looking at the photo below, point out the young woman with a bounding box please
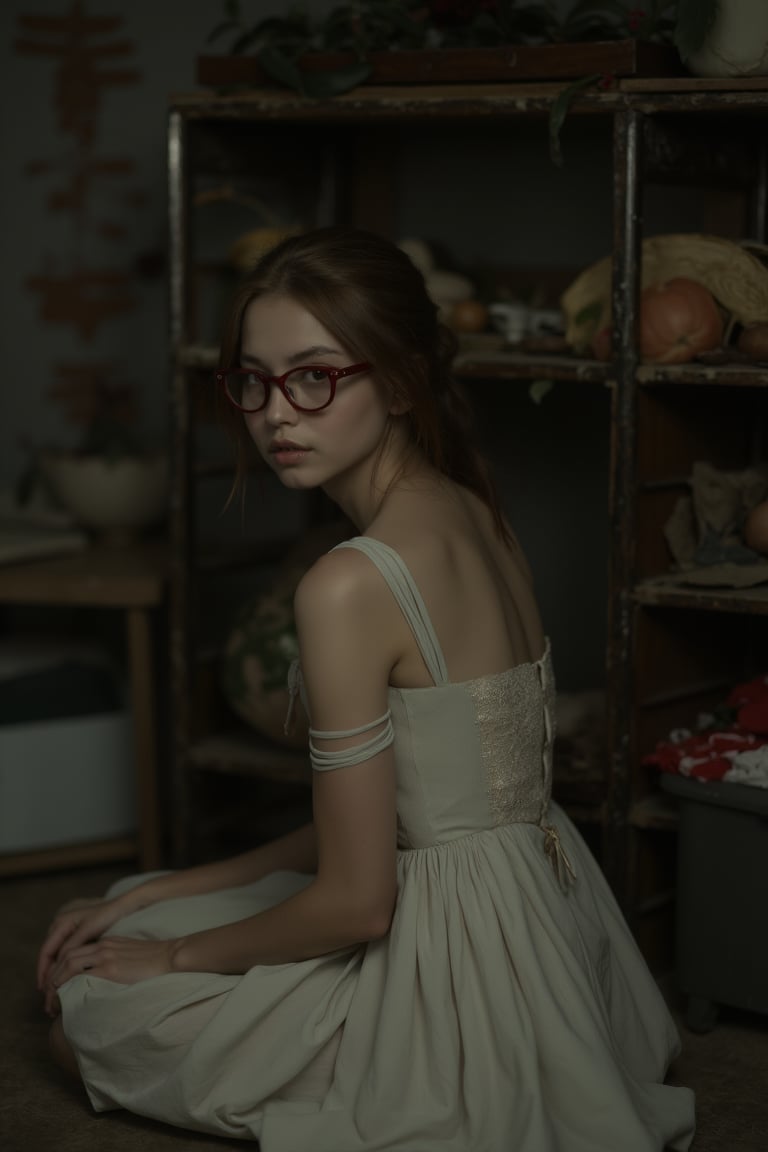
[37,228,695,1150]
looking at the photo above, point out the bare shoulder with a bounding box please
[294,544,386,620]
[293,544,403,722]
[293,544,404,674]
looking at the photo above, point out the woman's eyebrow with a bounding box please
[287,345,342,365]
[241,345,342,369]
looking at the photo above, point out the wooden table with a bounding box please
[0,542,168,876]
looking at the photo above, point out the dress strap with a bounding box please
[334,537,449,686]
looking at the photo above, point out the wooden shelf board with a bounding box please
[0,542,168,608]
[188,729,311,784]
[0,836,137,877]
[180,344,767,389]
[197,41,681,91]
[173,79,768,123]
[621,76,768,94]
[172,82,614,117]
[629,794,679,830]
[178,343,613,386]
[637,363,768,387]
[634,580,768,615]
[455,351,611,383]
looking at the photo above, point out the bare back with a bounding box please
[366,479,546,690]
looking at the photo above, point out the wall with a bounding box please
[0,1,705,695]
[0,0,312,492]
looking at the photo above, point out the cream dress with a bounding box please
[59,537,695,1151]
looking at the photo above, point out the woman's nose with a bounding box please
[263,383,297,425]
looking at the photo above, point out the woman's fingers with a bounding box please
[47,936,174,1002]
[47,944,98,1005]
[36,914,80,990]
[36,897,124,991]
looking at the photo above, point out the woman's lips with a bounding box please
[270,440,309,465]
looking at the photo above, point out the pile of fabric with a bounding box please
[644,674,768,788]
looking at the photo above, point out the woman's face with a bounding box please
[239,294,395,501]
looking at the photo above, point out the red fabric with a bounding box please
[644,673,768,780]
[644,727,768,781]
[726,675,768,735]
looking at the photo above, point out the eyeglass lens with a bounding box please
[224,368,334,411]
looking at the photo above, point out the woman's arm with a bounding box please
[38,821,318,991]
[171,747,397,970]
[123,820,319,909]
[171,549,400,970]
[50,548,401,983]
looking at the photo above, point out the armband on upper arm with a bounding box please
[309,712,394,772]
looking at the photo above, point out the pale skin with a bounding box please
[40,293,544,1075]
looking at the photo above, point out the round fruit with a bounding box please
[639,277,723,364]
[744,500,768,555]
[450,298,489,333]
[737,323,768,360]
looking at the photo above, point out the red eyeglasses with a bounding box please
[216,362,372,413]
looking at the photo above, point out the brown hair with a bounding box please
[219,227,510,540]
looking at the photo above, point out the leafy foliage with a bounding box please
[204,2,723,149]
[548,71,603,166]
[206,2,716,97]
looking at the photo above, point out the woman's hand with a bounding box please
[43,936,176,1017]
[36,895,133,994]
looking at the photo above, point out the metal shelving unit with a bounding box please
[167,78,768,965]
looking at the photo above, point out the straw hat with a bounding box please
[561,234,768,350]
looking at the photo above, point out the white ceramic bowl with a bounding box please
[40,451,169,535]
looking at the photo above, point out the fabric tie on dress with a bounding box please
[543,823,576,890]
[284,659,302,737]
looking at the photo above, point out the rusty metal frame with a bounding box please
[165,82,768,875]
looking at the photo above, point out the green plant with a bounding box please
[205,2,721,151]
[203,2,623,96]
[548,0,720,163]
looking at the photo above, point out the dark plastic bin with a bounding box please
[661,772,768,1032]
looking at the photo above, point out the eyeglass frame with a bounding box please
[215,362,372,413]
